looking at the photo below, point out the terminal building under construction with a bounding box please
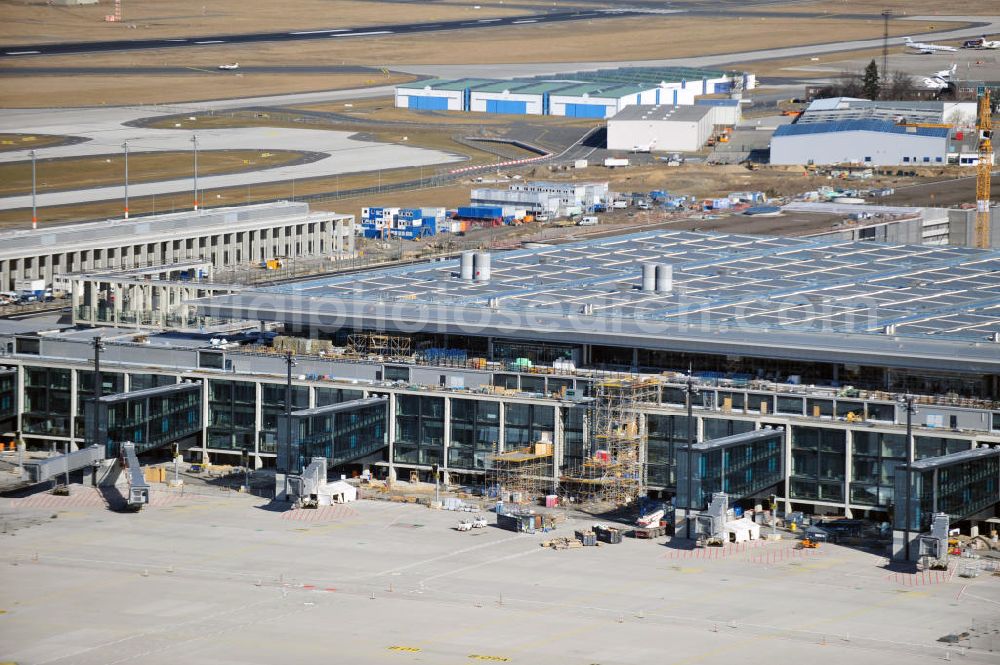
[2,229,999,548]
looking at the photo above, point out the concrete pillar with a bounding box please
[70,279,81,316]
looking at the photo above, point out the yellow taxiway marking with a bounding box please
[468,655,510,662]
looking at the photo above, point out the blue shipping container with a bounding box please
[458,206,504,219]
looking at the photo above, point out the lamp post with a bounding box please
[122,140,129,219]
[90,336,105,452]
[285,350,296,473]
[901,394,917,560]
[684,368,699,539]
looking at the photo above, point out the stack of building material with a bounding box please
[541,537,584,550]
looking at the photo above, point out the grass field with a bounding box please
[0,71,416,108]
[0,149,310,197]
[742,0,1000,16]
[0,133,74,152]
[0,0,532,45]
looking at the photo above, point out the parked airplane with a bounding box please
[962,36,1000,49]
[218,62,239,70]
[631,138,657,153]
[917,64,957,91]
[903,37,958,54]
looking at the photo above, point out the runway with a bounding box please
[0,9,651,58]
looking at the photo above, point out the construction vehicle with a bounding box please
[976,88,992,249]
[797,538,820,549]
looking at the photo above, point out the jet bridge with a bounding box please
[894,446,1000,560]
[276,397,388,501]
[121,442,149,510]
[276,397,388,475]
[87,381,202,457]
[676,427,785,512]
[22,444,105,485]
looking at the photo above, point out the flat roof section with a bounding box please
[289,396,387,418]
[610,105,714,122]
[691,428,785,452]
[191,229,1000,371]
[396,78,496,91]
[98,381,200,404]
[910,446,1000,471]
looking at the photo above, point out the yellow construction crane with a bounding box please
[976,89,993,249]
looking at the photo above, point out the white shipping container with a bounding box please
[604,158,630,168]
[574,159,589,169]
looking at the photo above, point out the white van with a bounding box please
[577,216,599,226]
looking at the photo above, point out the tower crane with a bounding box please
[976,89,993,248]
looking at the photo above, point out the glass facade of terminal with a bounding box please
[395,395,445,466]
[790,426,846,503]
[208,380,257,452]
[647,414,690,488]
[5,358,995,520]
[129,373,178,392]
[75,370,124,439]
[562,406,587,473]
[448,398,499,470]
[504,403,555,450]
[0,370,16,435]
[23,367,72,437]
[261,383,309,453]
[850,431,907,507]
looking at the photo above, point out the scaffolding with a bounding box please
[560,377,659,506]
[346,331,412,358]
[488,443,554,506]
